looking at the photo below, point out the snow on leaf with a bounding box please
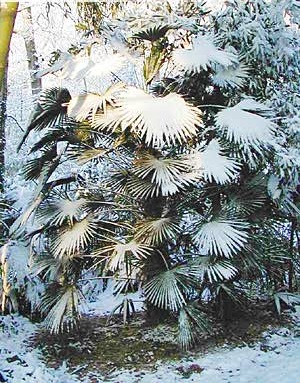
[107,240,151,271]
[67,94,105,121]
[54,199,87,225]
[68,83,125,121]
[38,198,87,226]
[135,217,180,245]
[173,35,237,72]
[193,219,248,258]
[92,87,202,147]
[53,217,97,258]
[133,153,193,196]
[212,63,249,88]
[215,101,276,149]
[187,139,240,184]
[41,285,82,334]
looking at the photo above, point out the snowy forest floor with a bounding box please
[1,303,300,383]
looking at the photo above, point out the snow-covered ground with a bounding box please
[1,306,300,383]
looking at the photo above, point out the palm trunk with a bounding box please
[22,6,42,96]
[0,2,19,192]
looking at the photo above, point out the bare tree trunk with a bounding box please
[0,2,19,192]
[22,6,42,96]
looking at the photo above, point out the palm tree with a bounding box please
[15,1,296,348]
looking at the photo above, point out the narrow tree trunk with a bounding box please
[22,6,42,96]
[0,2,19,192]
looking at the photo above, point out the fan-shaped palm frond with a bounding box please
[135,217,180,245]
[127,176,158,199]
[178,257,238,283]
[193,219,249,258]
[31,257,65,281]
[38,198,87,226]
[68,82,125,121]
[95,239,152,272]
[144,269,186,311]
[68,94,106,121]
[178,304,209,350]
[223,174,268,217]
[187,139,240,184]
[212,63,249,88]
[52,217,98,258]
[173,35,237,72]
[133,153,193,196]
[18,88,71,150]
[39,284,82,333]
[132,24,172,41]
[23,157,48,181]
[215,100,276,150]
[92,87,202,147]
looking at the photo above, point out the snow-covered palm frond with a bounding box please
[133,153,193,196]
[235,99,273,115]
[60,56,94,80]
[52,217,97,258]
[96,240,152,272]
[68,83,125,121]
[193,219,248,258]
[38,198,87,226]
[215,100,276,150]
[178,257,238,283]
[187,140,240,184]
[135,217,180,245]
[144,269,186,311]
[212,63,249,88]
[92,87,202,147]
[39,284,82,333]
[68,94,105,121]
[178,304,209,350]
[173,35,237,72]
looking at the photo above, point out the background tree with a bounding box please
[0,2,19,192]
[21,5,42,97]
